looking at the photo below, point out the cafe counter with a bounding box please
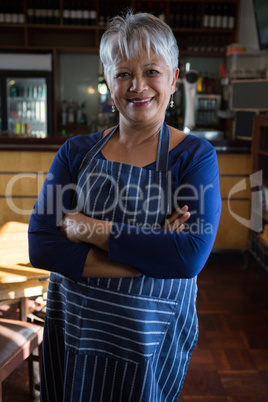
[0,135,252,250]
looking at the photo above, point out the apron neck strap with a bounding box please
[155,122,170,172]
[84,124,119,162]
[83,122,170,172]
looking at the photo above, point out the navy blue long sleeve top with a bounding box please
[28,130,221,282]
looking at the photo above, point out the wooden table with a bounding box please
[0,222,50,320]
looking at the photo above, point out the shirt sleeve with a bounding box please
[28,139,91,282]
[108,145,221,279]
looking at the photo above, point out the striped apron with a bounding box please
[41,123,199,402]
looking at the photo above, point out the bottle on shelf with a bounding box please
[46,0,53,24]
[67,100,75,124]
[208,4,216,29]
[81,102,87,125]
[82,0,89,25]
[32,1,40,24]
[27,0,34,24]
[157,2,165,22]
[181,4,188,28]
[77,0,83,25]
[10,0,18,24]
[0,0,4,24]
[105,3,111,25]
[76,102,83,124]
[215,4,222,29]
[228,4,235,30]
[89,8,97,26]
[4,0,12,23]
[69,0,77,25]
[63,0,70,25]
[174,3,182,28]
[53,0,60,25]
[194,3,201,29]
[221,5,228,29]
[203,4,209,29]
[146,2,153,16]
[18,0,24,23]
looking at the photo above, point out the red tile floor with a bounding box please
[1,252,268,402]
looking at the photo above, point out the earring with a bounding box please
[169,93,174,108]
[111,103,116,113]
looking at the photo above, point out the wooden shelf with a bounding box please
[0,0,239,53]
[258,150,268,158]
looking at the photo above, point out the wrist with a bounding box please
[81,217,112,251]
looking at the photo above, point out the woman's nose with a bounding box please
[129,75,148,92]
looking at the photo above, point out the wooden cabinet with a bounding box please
[0,150,55,225]
[214,153,252,249]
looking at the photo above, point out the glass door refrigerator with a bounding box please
[0,54,53,137]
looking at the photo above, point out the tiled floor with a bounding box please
[179,252,268,402]
[1,252,268,402]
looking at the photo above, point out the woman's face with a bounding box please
[108,52,179,127]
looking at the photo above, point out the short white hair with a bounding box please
[99,10,179,85]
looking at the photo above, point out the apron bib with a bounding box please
[42,123,199,402]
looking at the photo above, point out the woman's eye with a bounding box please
[147,70,159,76]
[116,72,130,79]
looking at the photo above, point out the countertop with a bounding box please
[0,135,251,154]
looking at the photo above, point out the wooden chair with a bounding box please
[0,318,43,402]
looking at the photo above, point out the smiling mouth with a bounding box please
[128,97,154,105]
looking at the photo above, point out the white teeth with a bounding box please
[130,98,152,103]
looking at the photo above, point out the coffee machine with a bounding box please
[183,70,199,132]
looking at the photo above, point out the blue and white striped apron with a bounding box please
[41,123,198,402]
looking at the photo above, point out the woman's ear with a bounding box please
[171,68,179,93]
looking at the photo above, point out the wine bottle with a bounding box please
[158,2,165,22]
[70,0,76,25]
[175,4,182,28]
[27,0,34,24]
[11,0,19,23]
[18,0,24,23]
[0,0,4,24]
[216,4,222,29]
[63,0,70,25]
[188,4,194,29]
[39,0,46,24]
[82,0,89,25]
[203,4,209,29]
[5,0,12,23]
[77,0,83,25]
[221,5,228,29]
[147,1,153,15]
[53,0,60,25]
[194,3,201,29]
[208,4,215,29]
[228,4,235,30]
[89,9,97,26]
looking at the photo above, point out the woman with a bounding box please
[28,11,221,402]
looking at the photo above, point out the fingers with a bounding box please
[162,205,191,232]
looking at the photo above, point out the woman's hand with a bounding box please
[60,212,112,250]
[162,205,190,232]
[60,212,88,243]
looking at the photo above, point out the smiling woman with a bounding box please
[28,10,221,402]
